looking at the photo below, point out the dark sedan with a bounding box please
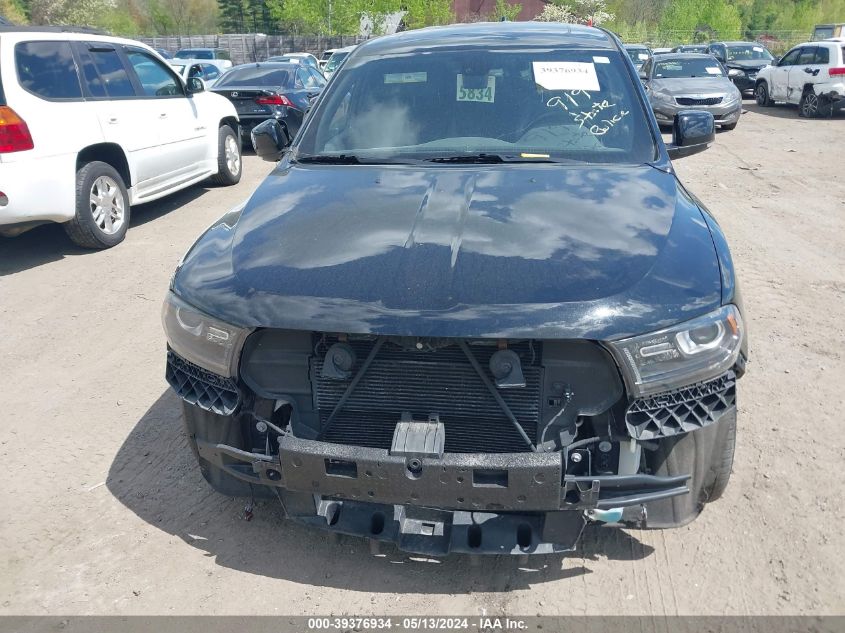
[211,62,325,143]
[164,22,746,556]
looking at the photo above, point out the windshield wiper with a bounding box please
[296,154,361,164]
[426,153,505,164]
[426,153,572,164]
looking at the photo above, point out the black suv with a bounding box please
[708,41,775,94]
[163,23,747,556]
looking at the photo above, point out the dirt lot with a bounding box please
[1,102,843,616]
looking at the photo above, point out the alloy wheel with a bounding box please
[89,176,125,235]
[801,92,819,118]
[225,134,241,176]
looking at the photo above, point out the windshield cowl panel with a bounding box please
[297,47,657,166]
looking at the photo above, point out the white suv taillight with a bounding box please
[0,106,35,153]
[829,67,845,76]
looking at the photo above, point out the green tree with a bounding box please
[0,0,28,22]
[265,0,452,35]
[494,0,522,21]
[219,0,273,33]
[658,0,742,41]
[399,0,453,29]
[535,0,613,25]
[28,0,119,26]
[534,4,575,22]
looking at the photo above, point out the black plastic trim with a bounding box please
[625,372,736,440]
[166,349,241,415]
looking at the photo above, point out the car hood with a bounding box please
[652,77,736,95]
[173,162,723,339]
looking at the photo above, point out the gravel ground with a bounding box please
[1,102,843,616]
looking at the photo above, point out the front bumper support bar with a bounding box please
[194,435,690,512]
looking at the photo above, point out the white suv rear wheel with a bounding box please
[64,161,131,249]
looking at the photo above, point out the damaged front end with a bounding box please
[163,302,744,555]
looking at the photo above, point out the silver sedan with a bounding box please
[639,53,743,130]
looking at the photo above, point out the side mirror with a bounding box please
[772,56,781,65]
[666,110,715,160]
[251,119,292,162]
[638,70,648,81]
[186,77,206,94]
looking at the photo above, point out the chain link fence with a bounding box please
[137,33,369,64]
[613,29,811,54]
[138,27,815,64]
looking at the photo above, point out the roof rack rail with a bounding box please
[0,25,108,35]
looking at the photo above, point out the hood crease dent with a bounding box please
[174,163,723,340]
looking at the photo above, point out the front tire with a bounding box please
[642,409,737,528]
[755,81,773,107]
[64,161,130,249]
[211,124,242,186]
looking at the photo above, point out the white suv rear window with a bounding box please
[15,41,82,100]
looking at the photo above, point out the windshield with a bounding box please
[297,48,657,165]
[175,50,212,60]
[626,48,650,63]
[726,45,773,61]
[215,67,293,88]
[654,58,726,78]
[324,51,350,72]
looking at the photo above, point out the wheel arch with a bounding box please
[76,143,132,188]
[219,116,239,137]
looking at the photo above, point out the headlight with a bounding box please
[728,68,745,78]
[162,291,251,377]
[607,305,744,397]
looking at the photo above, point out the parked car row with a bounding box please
[3,25,838,255]
[626,37,845,128]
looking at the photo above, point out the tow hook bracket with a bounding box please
[586,507,623,523]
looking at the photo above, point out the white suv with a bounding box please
[0,30,241,248]
[754,39,845,117]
